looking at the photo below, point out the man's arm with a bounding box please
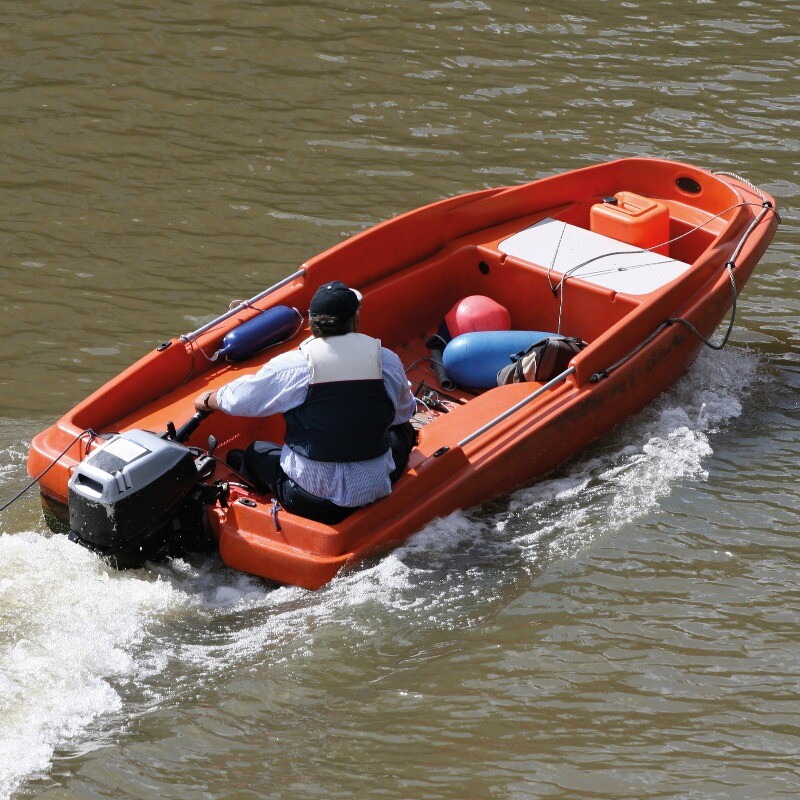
[194,389,220,412]
[193,350,309,417]
[381,348,415,424]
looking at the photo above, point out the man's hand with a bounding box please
[194,390,219,412]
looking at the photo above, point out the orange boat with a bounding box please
[28,158,779,589]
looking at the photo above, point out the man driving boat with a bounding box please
[195,280,416,524]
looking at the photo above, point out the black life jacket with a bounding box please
[284,333,395,462]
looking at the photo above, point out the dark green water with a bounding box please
[1,2,798,798]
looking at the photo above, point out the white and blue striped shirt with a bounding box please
[216,345,415,507]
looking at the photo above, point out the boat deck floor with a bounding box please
[397,335,481,421]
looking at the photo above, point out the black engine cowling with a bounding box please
[68,429,215,567]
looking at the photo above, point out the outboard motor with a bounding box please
[68,428,216,568]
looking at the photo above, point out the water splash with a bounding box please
[0,534,188,799]
[0,347,758,798]
[499,346,758,561]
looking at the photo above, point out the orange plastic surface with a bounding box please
[28,159,779,589]
[590,191,671,255]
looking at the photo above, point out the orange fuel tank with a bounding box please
[590,191,671,255]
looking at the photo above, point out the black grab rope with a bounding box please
[669,262,738,352]
[0,428,96,514]
[590,263,739,384]
[590,320,674,383]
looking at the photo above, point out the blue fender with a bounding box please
[217,305,302,362]
[442,330,557,388]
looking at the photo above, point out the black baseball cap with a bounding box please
[309,280,363,318]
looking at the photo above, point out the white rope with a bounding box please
[713,170,768,203]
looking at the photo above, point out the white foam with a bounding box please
[502,347,759,559]
[0,347,758,796]
[0,533,188,800]
[0,441,27,488]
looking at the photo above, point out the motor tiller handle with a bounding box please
[174,409,212,443]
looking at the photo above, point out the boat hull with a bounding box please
[29,158,779,588]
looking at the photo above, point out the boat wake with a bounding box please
[0,533,185,798]
[494,345,758,565]
[0,347,759,799]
